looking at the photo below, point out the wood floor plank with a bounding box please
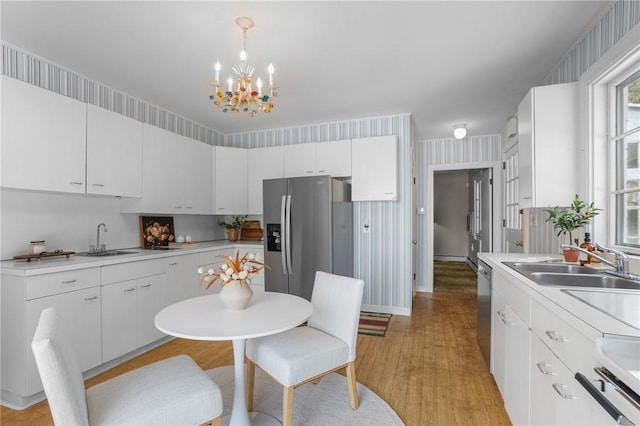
[0,292,511,426]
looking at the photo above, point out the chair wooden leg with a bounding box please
[283,386,294,426]
[346,361,359,410]
[246,359,255,411]
[312,378,321,385]
[211,417,222,426]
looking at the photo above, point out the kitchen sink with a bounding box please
[504,262,601,275]
[529,272,639,290]
[77,250,139,257]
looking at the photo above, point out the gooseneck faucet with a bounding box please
[561,243,637,279]
[96,223,108,253]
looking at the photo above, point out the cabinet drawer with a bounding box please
[199,250,228,266]
[26,268,100,300]
[101,259,165,284]
[531,298,595,374]
[494,270,531,325]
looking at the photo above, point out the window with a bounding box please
[613,70,640,247]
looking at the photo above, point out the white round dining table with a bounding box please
[155,292,313,426]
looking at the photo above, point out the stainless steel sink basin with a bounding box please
[529,272,640,290]
[77,250,139,257]
[504,262,601,274]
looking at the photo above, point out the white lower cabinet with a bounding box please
[1,268,102,402]
[101,259,167,362]
[166,254,200,305]
[492,270,530,426]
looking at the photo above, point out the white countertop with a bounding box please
[478,253,640,339]
[0,240,264,276]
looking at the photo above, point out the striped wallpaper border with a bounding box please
[542,0,640,85]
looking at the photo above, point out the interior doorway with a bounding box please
[425,161,501,293]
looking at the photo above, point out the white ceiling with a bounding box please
[0,1,611,141]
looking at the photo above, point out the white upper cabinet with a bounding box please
[247,146,284,214]
[351,135,397,201]
[284,143,316,177]
[86,104,143,197]
[182,137,214,214]
[121,124,213,214]
[215,146,248,214]
[283,140,351,178]
[316,139,351,177]
[1,75,87,194]
[518,82,578,208]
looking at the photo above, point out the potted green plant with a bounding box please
[217,215,247,242]
[546,194,600,262]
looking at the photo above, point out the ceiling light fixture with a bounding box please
[210,17,277,116]
[453,123,467,139]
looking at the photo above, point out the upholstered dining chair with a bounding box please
[31,307,223,426]
[245,271,365,426]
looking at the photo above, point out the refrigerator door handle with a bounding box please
[285,194,293,274]
[280,195,288,275]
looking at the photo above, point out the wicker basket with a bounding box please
[241,221,263,241]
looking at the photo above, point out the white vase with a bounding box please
[219,280,254,310]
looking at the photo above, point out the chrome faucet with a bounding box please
[95,223,108,253]
[562,244,637,279]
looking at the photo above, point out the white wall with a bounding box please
[0,189,224,258]
[434,171,469,258]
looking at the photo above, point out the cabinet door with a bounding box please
[26,286,102,394]
[503,304,530,426]
[247,146,284,214]
[492,289,507,395]
[86,104,143,197]
[518,83,577,208]
[351,135,397,200]
[283,144,316,177]
[137,274,167,347]
[101,280,138,362]
[215,146,248,214]
[530,335,557,426]
[1,76,86,193]
[182,137,214,214]
[166,254,200,305]
[316,139,351,177]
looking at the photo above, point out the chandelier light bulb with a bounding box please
[240,50,247,62]
[453,124,467,139]
[214,62,221,82]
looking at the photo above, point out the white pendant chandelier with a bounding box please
[210,17,277,116]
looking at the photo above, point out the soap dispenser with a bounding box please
[579,232,595,266]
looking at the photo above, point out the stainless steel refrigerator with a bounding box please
[263,175,353,300]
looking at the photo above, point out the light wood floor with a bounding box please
[0,292,510,425]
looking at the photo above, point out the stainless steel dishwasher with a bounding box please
[477,259,492,368]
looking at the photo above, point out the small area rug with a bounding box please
[433,260,477,294]
[207,365,404,426]
[358,311,392,337]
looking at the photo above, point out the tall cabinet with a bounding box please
[518,82,578,208]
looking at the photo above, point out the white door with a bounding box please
[503,144,524,253]
[472,168,493,257]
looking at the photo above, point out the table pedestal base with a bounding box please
[222,412,281,426]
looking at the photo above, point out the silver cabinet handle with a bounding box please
[497,310,506,318]
[552,383,574,399]
[92,183,104,187]
[536,362,555,375]
[69,181,84,186]
[124,288,136,293]
[61,279,77,285]
[168,262,178,266]
[545,330,566,342]
[84,296,98,301]
[140,284,151,288]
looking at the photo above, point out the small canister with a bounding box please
[29,241,47,255]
